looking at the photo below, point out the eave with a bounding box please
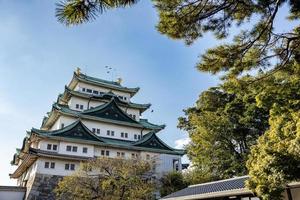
[10,153,38,178]
[30,148,94,161]
[34,134,184,155]
[42,102,164,131]
[32,120,183,155]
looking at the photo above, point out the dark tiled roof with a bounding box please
[161,176,249,199]
[74,72,140,95]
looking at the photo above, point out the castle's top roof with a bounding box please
[58,86,151,112]
[69,72,139,97]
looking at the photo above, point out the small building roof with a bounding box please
[161,176,253,200]
[69,72,139,97]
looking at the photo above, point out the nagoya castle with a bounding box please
[10,69,184,200]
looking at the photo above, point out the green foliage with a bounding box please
[56,0,139,25]
[178,79,270,179]
[246,62,300,200]
[159,171,188,197]
[55,157,155,200]
[154,0,300,78]
[183,167,213,185]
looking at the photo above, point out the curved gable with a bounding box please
[82,98,139,124]
[134,132,174,151]
[32,120,103,142]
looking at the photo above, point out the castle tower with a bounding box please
[10,70,184,200]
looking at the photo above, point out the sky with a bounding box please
[0,1,294,185]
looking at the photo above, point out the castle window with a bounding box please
[107,130,110,136]
[76,104,79,109]
[111,131,114,136]
[138,135,141,140]
[101,150,105,156]
[106,151,110,156]
[80,105,84,110]
[117,152,125,158]
[65,163,75,171]
[72,146,78,152]
[47,144,52,150]
[61,123,65,128]
[83,147,88,153]
[97,129,100,134]
[121,132,124,138]
[44,162,49,168]
[133,115,136,120]
[93,90,98,95]
[125,133,128,138]
[124,97,127,100]
[82,88,86,92]
[65,163,69,170]
[92,128,96,133]
[53,144,58,151]
[66,146,72,151]
[50,162,55,169]
[132,153,138,159]
[134,134,137,140]
[86,89,92,93]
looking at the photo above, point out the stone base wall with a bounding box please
[26,173,63,200]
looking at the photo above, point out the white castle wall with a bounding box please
[157,154,182,175]
[36,138,182,177]
[36,158,79,176]
[39,140,94,158]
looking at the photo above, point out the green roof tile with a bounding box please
[74,72,139,96]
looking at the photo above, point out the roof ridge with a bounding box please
[189,176,249,188]
[74,72,140,95]
[79,72,121,86]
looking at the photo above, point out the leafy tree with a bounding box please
[246,62,300,200]
[55,0,139,25]
[55,157,155,200]
[56,0,299,79]
[159,171,188,197]
[154,0,300,79]
[178,79,270,179]
[182,166,213,185]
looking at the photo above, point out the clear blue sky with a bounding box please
[0,1,293,185]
